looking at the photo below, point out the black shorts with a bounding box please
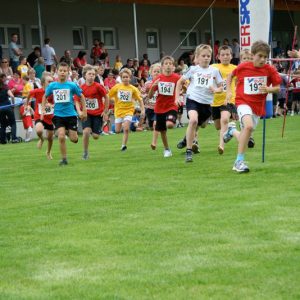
[82,114,103,135]
[186,99,211,126]
[35,119,54,131]
[155,110,177,132]
[292,92,300,102]
[52,116,78,131]
[145,108,156,128]
[278,98,285,109]
[211,104,236,120]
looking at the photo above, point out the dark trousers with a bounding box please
[0,108,17,143]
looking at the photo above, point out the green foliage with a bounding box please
[0,117,300,299]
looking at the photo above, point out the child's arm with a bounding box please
[175,77,185,106]
[76,94,87,121]
[209,83,223,94]
[102,95,110,122]
[8,89,15,104]
[225,73,234,103]
[41,94,47,120]
[259,84,280,94]
[148,78,159,99]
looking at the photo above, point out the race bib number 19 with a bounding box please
[244,77,267,94]
[158,82,175,96]
[118,90,132,102]
[53,89,70,103]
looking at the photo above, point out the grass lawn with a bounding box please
[0,116,299,300]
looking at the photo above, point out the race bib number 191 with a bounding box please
[194,73,213,88]
[53,89,70,103]
[158,82,175,96]
[244,77,267,94]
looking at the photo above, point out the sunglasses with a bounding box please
[1,61,8,63]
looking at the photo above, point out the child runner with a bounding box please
[141,63,161,149]
[223,40,281,173]
[108,68,145,151]
[77,64,109,160]
[19,103,34,142]
[175,44,223,162]
[211,45,237,155]
[42,62,87,165]
[26,72,54,159]
[148,56,180,157]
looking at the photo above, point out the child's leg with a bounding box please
[68,129,78,143]
[83,127,91,153]
[122,120,130,146]
[151,121,159,149]
[237,115,253,160]
[186,110,198,150]
[115,122,122,133]
[57,127,67,159]
[36,122,44,149]
[160,130,169,149]
[219,110,231,151]
[46,130,54,159]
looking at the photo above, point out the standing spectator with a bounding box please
[138,59,150,80]
[231,38,240,65]
[73,51,87,76]
[273,41,283,57]
[8,33,22,73]
[34,57,46,79]
[27,47,41,67]
[0,58,13,79]
[121,58,135,74]
[90,39,107,65]
[41,38,58,72]
[60,50,74,68]
[139,53,151,67]
[114,55,123,71]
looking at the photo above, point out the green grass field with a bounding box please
[1,117,300,300]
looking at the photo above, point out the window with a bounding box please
[179,30,198,49]
[91,27,117,49]
[30,25,46,48]
[0,25,23,48]
[72,26,86,49]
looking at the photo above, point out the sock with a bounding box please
[236,153,245,162]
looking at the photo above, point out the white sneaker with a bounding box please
[163,149,172,157]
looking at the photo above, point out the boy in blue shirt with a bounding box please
[41,62,87,165]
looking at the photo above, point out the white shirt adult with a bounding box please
[41,43,56,67]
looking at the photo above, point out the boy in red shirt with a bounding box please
[148,56,180,157]
[224,40,281,173]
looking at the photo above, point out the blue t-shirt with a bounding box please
[45,81,82,117]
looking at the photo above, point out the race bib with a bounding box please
[149,91,158,104]
[222,80,227,92]
[53,89,70,103]
[194,73,213,88]
[244,77,267,94]
[21,67,28,73]
[25,110,31,116]
[85,98,99,110]
[296,81,300,88]
[38,104,54,115]
[158,82,175,96]
[118,90,132,102]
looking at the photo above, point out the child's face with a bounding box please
[162,59,174,74]
[44,76,53,88]
[21,58,26,65]
[151,66,161,78]
[253,51,268,67]
[85,70,95,82]
[240,53,253,62]
[219,49,232,65]
[98,66,104,75]
[121,73,130,84]
[196,49,211,67]
[57,66,69,80]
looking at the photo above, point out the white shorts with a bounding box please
[237,104,260,130]
[115,115,133,124]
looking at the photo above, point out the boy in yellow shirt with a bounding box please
[108,68,145,151]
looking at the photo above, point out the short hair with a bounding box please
[251,40,270,55]
[44,38,50,44]
[149,63,161,75]
[23,75,29,81]
[82,64,95,78]
[174,66,183,74]
[218,45,232,55]
[240,48,251,58]
[134,107,141,114]
[112,68,119,76]
[120,68,132,77]
[41,72,52,85]
[57,62,69,69]
[195,44,212,56]
[161,55,175,65]
[19,56,26,62]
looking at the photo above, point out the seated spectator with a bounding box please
[133,58,139,77]
[73,51,87,75]
[8,71,24,96]
[130,108,143,132]
[0,58,13,79]
[17,56,31,78]
[114,55,123,71]
[104,70,116,90]
[27,47,41,67]
[28,69,41,89]
[34,57,46,79]
[90,39,107,65]
[60,49,74,68]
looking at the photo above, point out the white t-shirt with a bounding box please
[183,65,223,104]
[41,44,56,66]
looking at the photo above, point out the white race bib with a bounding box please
[158,82,175,96]
[85,98,99,110]
[21,67,28,74]
[296,81,300,88]
[244,77,267,94]
[118,90,132,102]
[38,104,53,115]
[149,91,158,104]
[194,73,213,88]
[53,89,70,103]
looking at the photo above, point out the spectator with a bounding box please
[8,33,22,73]
[231,38,240,65]
[103,55,110,79]
[214,40,220,62]
[121,58,135,75]
[133,58,139,77]
[140,53,151,67]
[34,57,46,79]
[0,74,19,144]
[138,59,150,80]
[90,39,107,65]
[113,55,123,71]
[27,47,41,67]
[178,58,188,73]
[28,69,42,89]
[104,70,116,90]
[17,56,31,78]
[60,50,74,68]
[41,38,58,72]
[8,72,24,96]
[223,38,230,46]
[73,51,87,75]
[0,58,13,79]
[273,41,283,57]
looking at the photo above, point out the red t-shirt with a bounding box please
[19,105,33,129]
[233,62,282,116]
[138,65,150,78]
[151,73,180,114]
[291,77,300,93]
[30,88,54,125]
[73,57,86,69]
[77,82,107,116]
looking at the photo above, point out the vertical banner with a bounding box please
[239,0,270,50]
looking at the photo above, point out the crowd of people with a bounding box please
[1,32,300,172]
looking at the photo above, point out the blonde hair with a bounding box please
[82,64,95,78]
[149,63,161,76]
[119,68,132,77]
[195,44,212,56]
[41,72,52,85]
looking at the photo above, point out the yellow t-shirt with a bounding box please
[108,83,142,118]
[114,61,123,71]
[22,82,33,98]
[211,63,237,106]
[17,64,29,78]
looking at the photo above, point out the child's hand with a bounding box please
[259,84,269,94]
[152,78,159,87]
